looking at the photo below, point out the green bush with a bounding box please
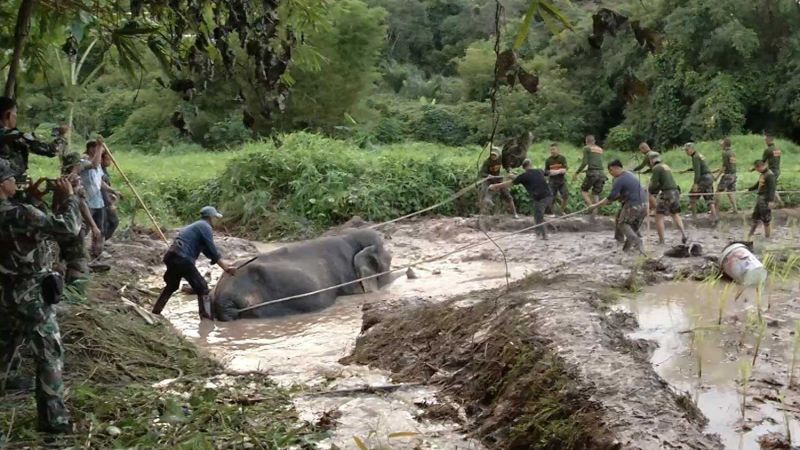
[604,125,637,151]
[409,105,471,146]
[203,114,253,150]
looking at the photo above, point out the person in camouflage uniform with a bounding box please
[574,135,606,220]
[479,147,518,218]
[53,152,102,287]
[544,143,569,215]
[762,135,783,207]
[681,142,718,221]
[0,97,66,186]
[632,142,659,213]
[590,160,648,253]
[0,158,81,433]
[748,159,777,239]
[713,137,738,213]
[647,152,688,245]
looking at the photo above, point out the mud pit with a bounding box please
[131,212,800,449]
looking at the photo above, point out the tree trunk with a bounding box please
[4,0,37,98]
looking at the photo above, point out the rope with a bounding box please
[367,177,489,230]
[234,206,591,316]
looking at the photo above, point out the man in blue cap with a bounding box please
[152,206,237,319]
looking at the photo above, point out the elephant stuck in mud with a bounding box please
[212,229,394,321]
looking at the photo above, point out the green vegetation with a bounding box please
[0,272,320,448]
[6,0,800,152]
[29,133,800,240]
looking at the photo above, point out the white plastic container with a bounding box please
[720,243,768,287]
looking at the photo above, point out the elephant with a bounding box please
[212,229,393,321]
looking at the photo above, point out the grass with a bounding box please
[26,133,800,240]
[0,270,321,448]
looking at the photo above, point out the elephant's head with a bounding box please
[350,230,393,292]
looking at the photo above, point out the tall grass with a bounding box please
[26,132,800,239]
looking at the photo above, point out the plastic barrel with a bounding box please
[720,243,768,287]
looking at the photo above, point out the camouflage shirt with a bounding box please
[0,196,81,277]
[722,149,737,175]
[0,128,64,181]
[577,145,604,173]
[480,157,504,184]
[762,144,781,172]
[648,163,679,194]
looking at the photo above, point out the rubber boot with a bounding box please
[152,290,171,315]
[36,392,71,434]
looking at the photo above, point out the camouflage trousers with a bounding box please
[0,275,69,430]
[615,203,646,252]
[55,228,89,283]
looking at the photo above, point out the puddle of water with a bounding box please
[147,236,540,450]
[628,281,800,449]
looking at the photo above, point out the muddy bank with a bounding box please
[340,213,800,449]
[0,231,320,449]
[115,211,800,449]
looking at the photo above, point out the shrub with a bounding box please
[203,114,253,150]
[604,125,637,151]
[409,105,471,146]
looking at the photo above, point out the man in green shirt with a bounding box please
[681,142,718,221]
[762,135,783,207]
[544,143,569,215]
[647,152,687,245]
[573,135,606,219]
[748,159,777,239]
[714,137,738,213]
[632,142,659,213]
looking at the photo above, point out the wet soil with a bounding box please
[121,210,800,449]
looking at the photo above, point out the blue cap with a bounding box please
[200,206,223,218]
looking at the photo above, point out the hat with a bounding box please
[200,206,223,219]
[490,146,501,156]
[61,153,82,174]
[683,142,695,150]
[648,151,661,163]
[0,159,13,182]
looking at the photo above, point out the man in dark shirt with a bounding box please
[479,148,518,218]
[748,160,777,239]
[153,206,237,319]
[590,160,647,253]
[544,143,568,215]
[491,159,552,239]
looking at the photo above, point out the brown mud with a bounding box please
[124,210,800,449]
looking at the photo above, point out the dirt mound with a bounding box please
[343,285,618,449]
[344,269,723,449]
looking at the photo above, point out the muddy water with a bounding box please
[149,232,543,450]
[627,281,800,449]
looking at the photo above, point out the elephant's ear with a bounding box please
[354,245,381,293]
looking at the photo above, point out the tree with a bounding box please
[283,0,388,130]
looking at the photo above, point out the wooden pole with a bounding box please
[100,142,168,243]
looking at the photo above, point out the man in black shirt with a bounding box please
[490,159,552,239]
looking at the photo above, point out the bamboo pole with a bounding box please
[100,142,168,243]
